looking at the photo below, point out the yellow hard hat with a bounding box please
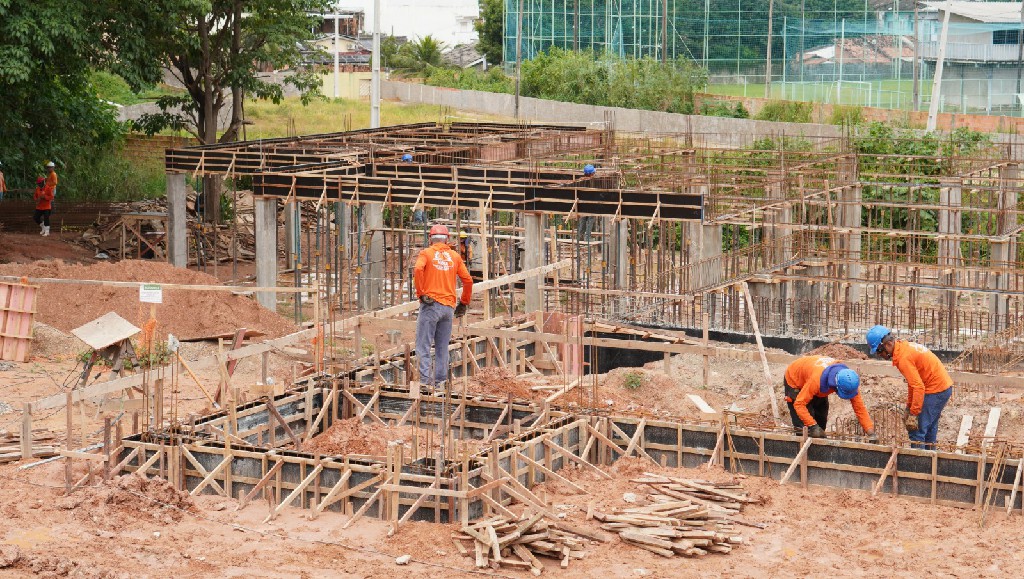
[459,232,468,238]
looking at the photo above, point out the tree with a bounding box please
[475,0,503,66]
[392,35,447,74]
[0,0,170,190]
[136,0,331,221]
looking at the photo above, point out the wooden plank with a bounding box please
[266,401,302,449]
[263,464,324,522]
[1007,456,1024,515]
[542,438,611,480]
[687,394,716,415]
[983,407,1001,446]
[607,421,659,466]
[955,415,973,453]
[779,438,814,486]
[238,458,285,510]
[740,282,781,424]
[871,448,900,497]
[514,452,586,494]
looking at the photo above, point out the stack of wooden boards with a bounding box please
[451,512,610,575]
[0,429,58,463]
[593,473,756,558]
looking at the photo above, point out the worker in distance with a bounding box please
[414,224,473,391]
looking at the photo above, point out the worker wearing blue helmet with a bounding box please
[783,355,876,440]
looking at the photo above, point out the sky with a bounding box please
[338,0,480,46]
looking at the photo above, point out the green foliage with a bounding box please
[137,339,173,368]
[622,371,645,391]
[426,67,514,93]
[475,0,503,65]
[829,105,863,127]
[392,35,447,75]
[698,100,749,119]
[519,48,706,114]
[754,101,813,123]
[61,140,166,201]
[136,0,331,144]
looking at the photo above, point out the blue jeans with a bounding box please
[415,301,453,387]
[909,386,952,449]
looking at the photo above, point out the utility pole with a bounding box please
[703,0,710,70]
[573,0,579,51]
[766,0,775,97]
[333,14,339,98]
[837,19,845,105]
[926,8,951,131]
[371,0,380,128]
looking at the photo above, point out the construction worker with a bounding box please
[457,231,472,264]
[33,176,53,236]
[0,161,7,201]
[867,325,953,449]
[45,161,58,201]
[577,164,597,241]
[783,355,876,440]
[414,224,473,390]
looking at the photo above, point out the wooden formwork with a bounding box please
[0,281,37,362]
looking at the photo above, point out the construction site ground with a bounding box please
[1,305,1023,576]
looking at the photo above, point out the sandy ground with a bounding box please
[0,457,1021,578]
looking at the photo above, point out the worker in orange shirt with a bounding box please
[783,355,876,441]
[33,176,53,236]
[44,161,58,205]
[867,325,953,449]
[414,224,473,390]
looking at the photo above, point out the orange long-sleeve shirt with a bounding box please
[891,340,952,416]
[45,170,58,192]
[414,243,473,308]
[34,186,53,210]
[785,355,874,432]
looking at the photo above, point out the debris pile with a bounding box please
[596,474,756,559]
[452,513,609,574]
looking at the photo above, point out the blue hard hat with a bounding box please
[402,154,413,162]
[866,325,890,355]
[583,164,595,176]
[834,369,860,400]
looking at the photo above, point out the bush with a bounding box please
[425,67,513,93]
[699,99,749,118]
[754,101,812,123]
[829,105,863,126]
[622,371,646,390]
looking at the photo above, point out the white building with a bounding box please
[919,1,1024,113]
[339,1,479,46]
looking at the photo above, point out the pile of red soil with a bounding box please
[805,343,868,360]
[0,260,296,340]
[54,473,195,527]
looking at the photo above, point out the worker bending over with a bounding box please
[783,355,875,440]
[867,326,952,449]
[414,224,473,390]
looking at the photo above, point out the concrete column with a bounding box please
[524,212,545,313]
[991,164,1019,330]
[938,178,962,319]
[254,198,278,311]
[684,222,723,289]
[358,202,384,311]
[793,261,826,336]
[166,173,187,267]
[840,184,863,301]
[603,218,629,290]
[284,201,299,270]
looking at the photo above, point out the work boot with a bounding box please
[42,226,50,237]
[39,224,45,235]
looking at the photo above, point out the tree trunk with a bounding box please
[198,16,220,223]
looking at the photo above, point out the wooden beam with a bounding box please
[180,447,227,496]
[607,420,659,466]
[542,438,611,480]
[311,472,383,519]
[740,282,781,424]
[514,452,586,494]
[263,464,324,522]
[871,448,900,497]
[779,438,814,486]
[955,415,973,453]
[265,402,302,449]
[983,407,1001,447]
[238,458,285,510]
[1007,455,1024,515]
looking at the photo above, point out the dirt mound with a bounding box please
[0,259,295,340]
[805,343,868,360]
[466,367,534,400]
[54,473,195,527]
[31,322,87,361]
[304,417,438,457]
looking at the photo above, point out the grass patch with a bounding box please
[242,97,510,139]
[622,371,646,391]
[89,70,185,106]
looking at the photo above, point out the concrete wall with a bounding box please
[382,81,843,147]
[321,71,372,100]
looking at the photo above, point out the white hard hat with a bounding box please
[46,161,55,167]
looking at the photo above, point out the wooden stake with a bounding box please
[740,282,780,423]
[20,403,31,461]
[779,437,813,486]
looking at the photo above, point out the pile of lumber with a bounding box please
[593,473,758,559]
[0,429,59,463]
[452,512,610,575]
